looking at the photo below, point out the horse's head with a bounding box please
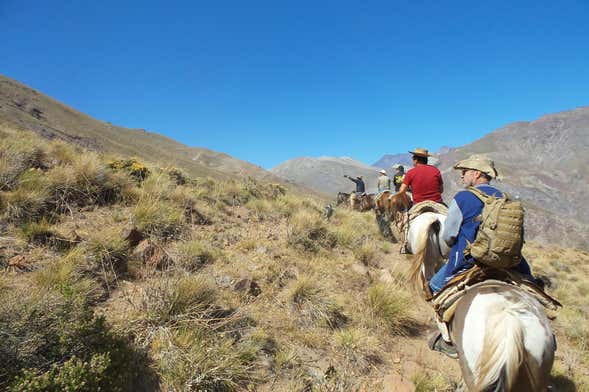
[336,192,349,205]
[375,191,390,211]
[360,194,375,211]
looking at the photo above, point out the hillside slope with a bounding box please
[0,74,279,182]
[1,130,587,390]
[271,108,589,250]
[271,156,383,194]
[438,106,589,249]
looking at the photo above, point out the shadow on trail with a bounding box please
[551,375,578,392]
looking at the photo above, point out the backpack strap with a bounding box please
[467,185,508,202]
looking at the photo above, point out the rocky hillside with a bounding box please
[271,108,589,250]
[437,106,589,250]
[270,156,384,194]
[0,74,280,182]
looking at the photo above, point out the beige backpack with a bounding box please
[464,186,524,269]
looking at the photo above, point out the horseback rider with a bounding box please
[344,174,365,193]
[428,155,538,358]
[392,165,405,192]
[397,148,444,205]
[376,169,391,193]
[344,175,366,209]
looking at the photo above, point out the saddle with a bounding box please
[426,265,562,324]
[408,200,448,221]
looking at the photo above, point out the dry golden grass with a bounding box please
[3,131,589,390]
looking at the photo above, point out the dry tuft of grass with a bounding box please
[20,220,74,251]
[331,209,380,249]
[353,240,379,267]
[367,283,416,335]
[150,325,259,391]
[134,274,218,328]
[412,370,456,392]
[174,239,222,272]
[287,276,348,329]
[333,327,380,365]
[287,210,337,253]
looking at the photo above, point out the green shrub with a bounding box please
[272,194,303,218]
[331,210,378,249]
[246,198,272,220]
[46,154,128,213]
[353,241,378,266]
[108,158,150,181]
[0,286,149,391]
[9,354,110,392]
[0,136,47,191]
[412,370,455,392]
[3,170,50,223]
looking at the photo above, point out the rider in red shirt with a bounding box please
[398,148,444,204]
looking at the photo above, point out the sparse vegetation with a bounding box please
[1,128,588,390]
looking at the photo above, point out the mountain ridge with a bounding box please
[271,108,589,250]
[0,74,284,183]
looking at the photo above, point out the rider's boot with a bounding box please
[428,332,458,359]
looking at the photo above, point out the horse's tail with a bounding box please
[408,213,440,294]
[475,302,527,391]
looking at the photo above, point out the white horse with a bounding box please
[406,212,556,391]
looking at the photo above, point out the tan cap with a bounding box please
[453,155,498,178]
[408,148,432,157]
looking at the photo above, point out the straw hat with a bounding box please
[408,148,432,157]
[453,155,498,178]
[379,169,387,175]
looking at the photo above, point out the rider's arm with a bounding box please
[441,199,462,247]
[398,183,408,195]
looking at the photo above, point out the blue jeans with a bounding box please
[429,263,452,294]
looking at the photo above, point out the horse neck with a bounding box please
[408,213,445,292]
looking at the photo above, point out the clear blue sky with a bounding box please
[2,0,588,169]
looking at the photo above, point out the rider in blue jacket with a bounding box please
[428,155,538,358]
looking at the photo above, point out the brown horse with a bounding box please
[360,193,375,211]
[387,192,412,242]
[336,192,350,207]
[374,190,390,212]
[387,192,411,220]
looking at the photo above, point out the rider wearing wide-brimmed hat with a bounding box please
[397,148,444,205]
[427,154,539,357]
